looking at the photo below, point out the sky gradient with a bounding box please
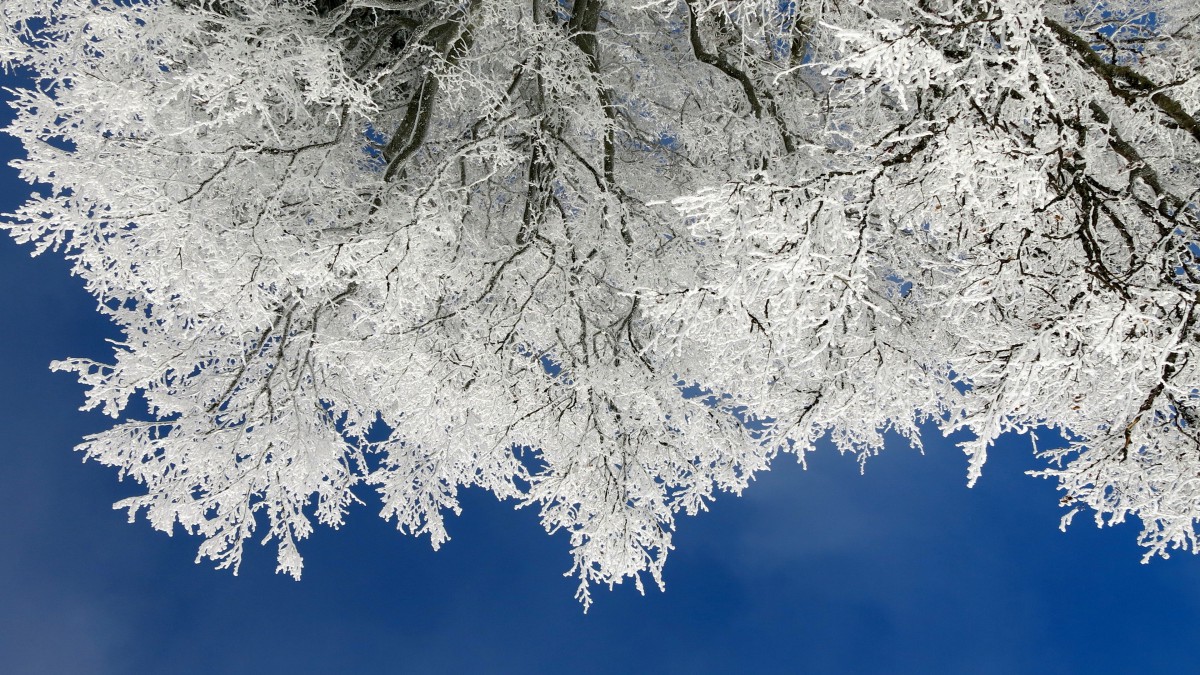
[3,71,1200,675]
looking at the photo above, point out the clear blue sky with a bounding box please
[3,71,1200,675]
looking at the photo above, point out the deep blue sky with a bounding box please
[3,74,1200,675]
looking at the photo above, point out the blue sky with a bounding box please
[3,73,1200,675]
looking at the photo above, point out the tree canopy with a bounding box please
[2,0,1198,606]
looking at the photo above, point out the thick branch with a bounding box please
[567,0,615,187]
[1122,293,1200,458]
[566,0,632,245]
[382,9,477,181]
[351,0,430,10]
[1087,101,1191,225]
[685,1,762,118]
[684,1,795,154]
[1045,17,1200,145]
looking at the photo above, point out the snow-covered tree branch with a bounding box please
[2,0,1198,607]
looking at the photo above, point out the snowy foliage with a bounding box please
[2,0,1199,607]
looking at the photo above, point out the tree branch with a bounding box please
[1044,17,1200,145]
